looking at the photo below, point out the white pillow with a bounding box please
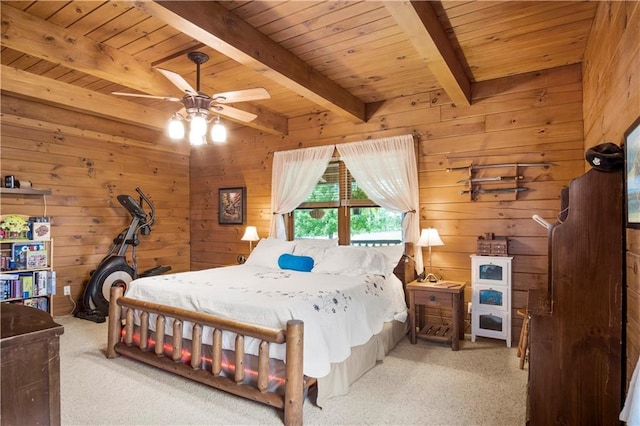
[244,238,295,269]
[293,238,338,252]
[292,238,338,264]
[293,246,330,264]
[311,245,388,276]
[370,245,405,274]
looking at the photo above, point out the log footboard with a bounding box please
[106,286,310,426]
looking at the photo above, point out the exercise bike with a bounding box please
[75,187,171,323]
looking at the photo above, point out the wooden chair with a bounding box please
[516,308,529,369]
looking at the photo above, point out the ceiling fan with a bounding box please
[112,51,270,123]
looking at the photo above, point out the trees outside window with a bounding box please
[292,161,402,245]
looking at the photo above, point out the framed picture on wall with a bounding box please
[625,116,640,228]
[218,187,246,225]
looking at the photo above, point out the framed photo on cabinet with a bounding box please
[218,187,246,225]
[624,116,640,228]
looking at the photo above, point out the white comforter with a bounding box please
[124,264,408,378]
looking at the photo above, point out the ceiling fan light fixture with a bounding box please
[114,51,268,146]
[190,114,208,136]
[168,115,185,139]
[211,117,227,143]
[188,128,206,146]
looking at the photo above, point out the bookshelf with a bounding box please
[0,211,55,314]
[1,186,55,314]
[0,238,55,314]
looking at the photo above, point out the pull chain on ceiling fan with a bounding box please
[112,51,270,145]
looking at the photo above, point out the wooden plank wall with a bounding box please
[0,95,191,316]
[583,1,640,390]
[191,64,585,343]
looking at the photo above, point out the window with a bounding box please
[291,161,402,245]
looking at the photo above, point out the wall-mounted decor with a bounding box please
[448,162,552,201]
[218,187,246,225]
[625,117,640,228]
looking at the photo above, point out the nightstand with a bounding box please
[407,280,466,351]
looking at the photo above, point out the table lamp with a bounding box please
[417,228,444,282]
[241,226,260,252]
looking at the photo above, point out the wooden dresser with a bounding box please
[527,169,624,424]
[1,304,64,426]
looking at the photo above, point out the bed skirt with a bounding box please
[316,318,409,407]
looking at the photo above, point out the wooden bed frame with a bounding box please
[106,245,416,425]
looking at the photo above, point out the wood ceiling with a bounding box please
[0,1,598,137]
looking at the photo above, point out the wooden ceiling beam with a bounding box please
[0,65,168,131]
[135,0,367,123]
[0,4,287,136]
[384,1,471,107]
[0,4,179,97]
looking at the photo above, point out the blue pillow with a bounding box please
[278,253,314,272]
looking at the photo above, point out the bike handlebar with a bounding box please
[135,187,156,226]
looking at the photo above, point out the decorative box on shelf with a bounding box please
[476,234,508,256]
[29,217,51,241]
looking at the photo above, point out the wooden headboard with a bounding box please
[393,242,416,284]
[394,242,416,305]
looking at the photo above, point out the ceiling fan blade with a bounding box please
[157,68,197,94]
[212,88,270,104]
[112,92,181,102]
[211,104,257,122]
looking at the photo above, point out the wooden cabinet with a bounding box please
[1,238,55,314]
[470,255,512,347]
[527,169,623,424]
[1,303,64,425]
[407,280,466,351]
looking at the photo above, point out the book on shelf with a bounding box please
[34,270,56,296]
[0,274,18,301]
[0,273,19,280]
[21,274,33,298]
[26,250,47,269]
[12,242,46,270]
[22,297,48,312]
[48,271,56,295]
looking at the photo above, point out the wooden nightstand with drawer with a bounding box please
[407,280,466,351]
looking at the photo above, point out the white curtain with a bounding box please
[269,145,335,239]
[336,134,423,273]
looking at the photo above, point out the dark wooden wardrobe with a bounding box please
[527,168,624,424]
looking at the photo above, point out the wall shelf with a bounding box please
[0,188,51,196]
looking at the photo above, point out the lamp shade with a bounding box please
[190,114,207,136]
[416,228,444,247]
[188,129,206,146]
[168,116,185,139]
[211,117,227,143]
[241,226,260,242]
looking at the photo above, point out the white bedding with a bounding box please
[124,264,408,378]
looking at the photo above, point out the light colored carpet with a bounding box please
[56,315,526,425]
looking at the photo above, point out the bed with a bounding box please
[106,239,415,425]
